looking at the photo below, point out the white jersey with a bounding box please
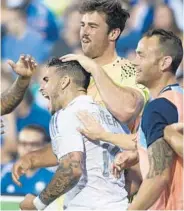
[49,95,129,210]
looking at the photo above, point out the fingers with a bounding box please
[7,60,16,69]
[77,111,98,126]
[60,54,78,62]
[12,163,23,186]
[22,54,37,71]
[174,123,183,133]
[77,127,86,135]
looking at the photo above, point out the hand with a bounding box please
[76,111,106,141]
[7,54,37,78]
[1,119,4,134]
[20,194,36,210]
[164,122,183,141]
[12,156,32,186]
[60,54,99,73]
[112,151,139,178]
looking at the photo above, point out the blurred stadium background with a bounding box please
[0,0,183,210]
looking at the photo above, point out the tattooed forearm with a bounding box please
[39,151,83,205]
[1,76,30,115]
[147,137,174,179]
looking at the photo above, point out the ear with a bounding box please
[160,56,172,72]
[60,76,70,89]
[108,28,121,41]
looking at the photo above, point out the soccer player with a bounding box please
[12,0,149,200]
[14,59,130,210]
[127,29,183,210]
[76,0,149,127]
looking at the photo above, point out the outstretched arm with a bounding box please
[77,111,137,150]
[12,144,58,186]
[1,55,37,115]
[19,151,83,210]
[38,151,83,207]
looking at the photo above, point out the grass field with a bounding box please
[0,195,64,210]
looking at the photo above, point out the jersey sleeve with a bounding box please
[120,58,150,105]
[141,98,178,147]
[51,111,84,160]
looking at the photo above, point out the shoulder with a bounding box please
[120,58,136,79]
[143,98,178,118]
[141,98,178,146]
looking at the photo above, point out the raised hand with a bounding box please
[7,54,37,78]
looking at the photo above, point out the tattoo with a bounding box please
[147,138,174,179]
[39,151,83,205]
[1,76,30,115]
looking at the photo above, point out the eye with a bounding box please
[43,77,49,82]
[90,25,97,29]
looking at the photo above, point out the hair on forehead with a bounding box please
[144,29,183,74]
[79,0,129,39]
[47,57,91,90]
[21,124,50,143]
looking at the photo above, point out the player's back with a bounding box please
[50,95,129,210]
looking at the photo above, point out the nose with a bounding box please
[81,25,90,36]
[132,55,139,68]
[39,81,45,92]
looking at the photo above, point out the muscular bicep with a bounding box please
[147,137,175,179]
[39,151,83,205]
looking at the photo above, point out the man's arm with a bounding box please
[90,67,144,123]
[12,144,58,186]
[77,111,137,150]
[1,76,30,115]
[61,54,144,123]
[164,123,183,158]
[1,55,37,116]
[36,151,83,207]
[128,137,174,210]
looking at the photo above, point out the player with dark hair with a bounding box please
[14,58,131,210]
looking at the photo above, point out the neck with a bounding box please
[93,44,118,66]
[148,73,177,99]
[61,89,87,110]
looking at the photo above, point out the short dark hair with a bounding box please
[22,124,50,143]
[47,58,91,90]
[79,0,129,37]
[145,29,183,74]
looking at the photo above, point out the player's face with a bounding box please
[18,130,44,157]
[134,36,162,87]
[80,11,110,58]
[40,68,60,114]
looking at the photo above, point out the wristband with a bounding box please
[33,196,47,210]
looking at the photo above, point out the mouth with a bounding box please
[82,38,91,44]
[42,93,50,100]
[136,69,142,75]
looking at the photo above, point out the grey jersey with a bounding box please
[49,96,129,210]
